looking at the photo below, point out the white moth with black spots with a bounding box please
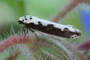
[18,15,81,39]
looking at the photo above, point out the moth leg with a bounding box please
[50,34,61,41]
[37,31,46,40]
[28,28,39,41]
[22,26,28,38]
[23,26,26,37]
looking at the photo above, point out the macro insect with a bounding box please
[18,15,81,39]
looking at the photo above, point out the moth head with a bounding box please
[18,15,40,24]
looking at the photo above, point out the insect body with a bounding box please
[18,15,81,39]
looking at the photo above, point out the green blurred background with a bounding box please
[0,0,88,60]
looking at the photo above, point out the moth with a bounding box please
[18,15,81,39]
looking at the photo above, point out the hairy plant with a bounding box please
[0,0,90,60]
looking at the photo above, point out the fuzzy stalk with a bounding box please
[52,0,86,22]
[0,35,37,52]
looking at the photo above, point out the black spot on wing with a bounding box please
[38,21,42,25]
[30,17,32,19]
[25,18,27,20]
[64,28,69,31]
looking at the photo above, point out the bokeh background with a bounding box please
[0,0,90,60]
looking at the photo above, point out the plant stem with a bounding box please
[52,0,85,22]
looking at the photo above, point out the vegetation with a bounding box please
[0,0,90,60]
